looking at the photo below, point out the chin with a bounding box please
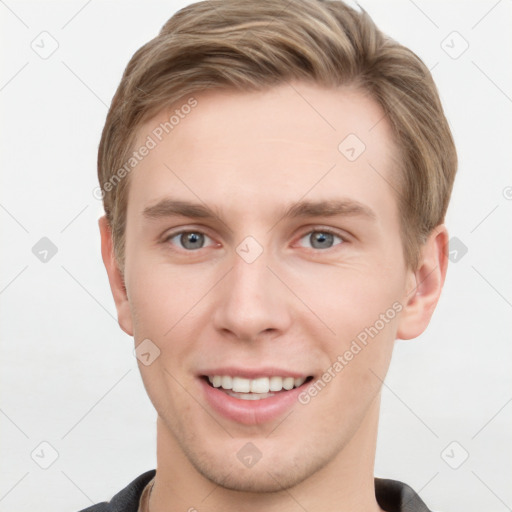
[197,462,309,493]
[185,442,332,494]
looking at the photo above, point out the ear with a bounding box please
[98,215,133,336]
[396,224,449,340]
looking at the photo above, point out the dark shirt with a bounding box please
[77,469,433,512]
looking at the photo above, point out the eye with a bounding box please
[297,229,345,250]
[164,230,216,251]
[162,228,345,252]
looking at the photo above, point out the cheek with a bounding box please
[295,267,403,400]
[296,262,404,337]
[127,260,207,337]
[127,264,202,416]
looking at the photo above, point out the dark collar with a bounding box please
[78,470,432,512]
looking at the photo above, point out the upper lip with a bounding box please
[198,367,311,379]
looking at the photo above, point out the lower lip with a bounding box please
[199,377,309,425]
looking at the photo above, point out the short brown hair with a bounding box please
[97,0,457,273]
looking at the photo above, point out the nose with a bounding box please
[212,244,292,342]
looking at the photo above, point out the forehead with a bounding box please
[127,82,400,226]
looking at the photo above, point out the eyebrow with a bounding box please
[142,197,376,223]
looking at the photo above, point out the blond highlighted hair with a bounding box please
[98,0,457,272]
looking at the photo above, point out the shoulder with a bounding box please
[76,469,156,512]
[375,477,433,512]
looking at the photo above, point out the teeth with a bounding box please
[294,377,306,387]
[250,377,269,393]
[232,376,251,393]
[207,375,308,393]
[269,376,283,391]
[221,375,233,389]
[282,377,294,390]
[225,391,275,400]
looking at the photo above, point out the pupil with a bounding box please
[182,232,203,249]
[312,232,332,249]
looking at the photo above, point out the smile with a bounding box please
[207,375,308,396]
[200,374,314,424]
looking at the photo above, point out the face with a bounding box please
[104,82,433,493]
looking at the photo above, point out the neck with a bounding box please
[150,392,384,512]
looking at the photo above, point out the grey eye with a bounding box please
[169,231,213,250]
[299,231,343,250]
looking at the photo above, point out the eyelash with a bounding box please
[161,227,347,252]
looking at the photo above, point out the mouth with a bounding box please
[202,375,314,400]
[199,373,314,425]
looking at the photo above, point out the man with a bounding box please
[85,0,457,510]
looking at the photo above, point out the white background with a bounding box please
[0,1,511,511]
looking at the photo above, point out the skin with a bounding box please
[99,81,448,512]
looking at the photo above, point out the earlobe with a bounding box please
[98,216,134,336]
[396,225,449,340]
